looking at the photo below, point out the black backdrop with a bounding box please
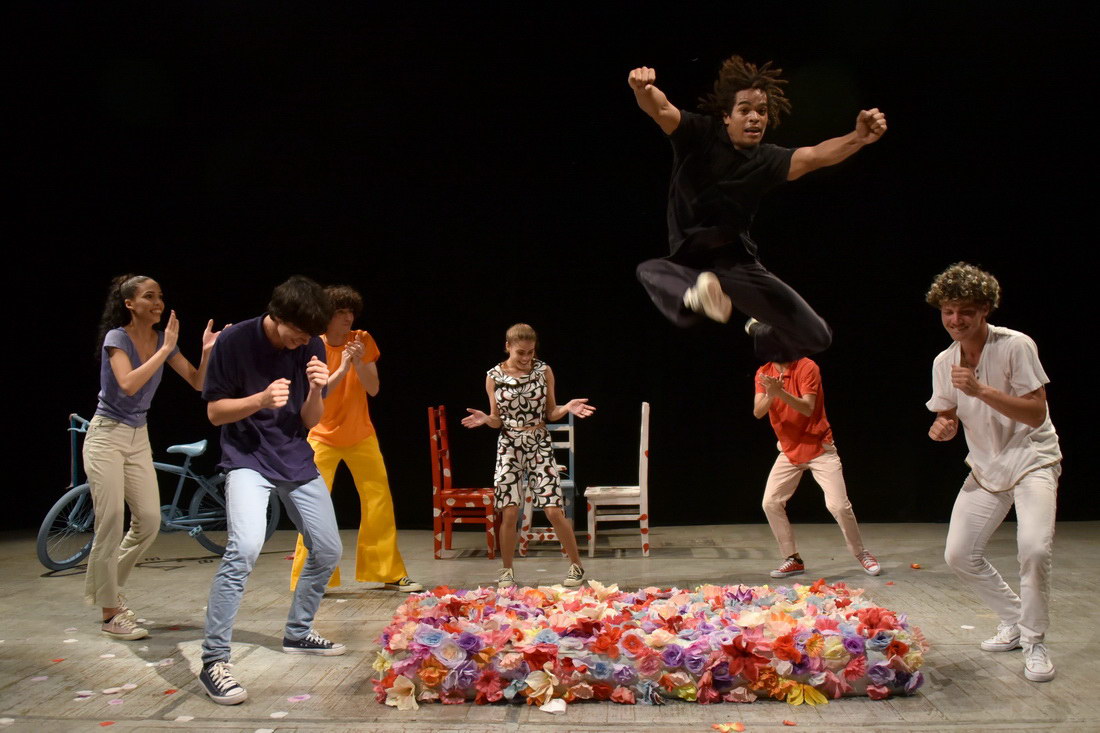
[10,3,1091,533]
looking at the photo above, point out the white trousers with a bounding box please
[944,465,1060,644]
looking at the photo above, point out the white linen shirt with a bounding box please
[927,324,1061,492]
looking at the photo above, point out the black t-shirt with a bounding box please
[666,110,793,260]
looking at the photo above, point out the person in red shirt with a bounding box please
[753,358,880,578]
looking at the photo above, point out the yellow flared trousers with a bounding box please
[290,435,408,588]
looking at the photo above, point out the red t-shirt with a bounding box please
[755,358,834,464]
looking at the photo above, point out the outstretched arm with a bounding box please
[462,376,503,429]
[545,366,597,422]
[168,319,228,391]
[787,108,887,180]
[628,66,682,135]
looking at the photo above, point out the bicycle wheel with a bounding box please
[188,475,282,556]
[37,483,96,571]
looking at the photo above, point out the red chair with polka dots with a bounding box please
[428,405,498,559]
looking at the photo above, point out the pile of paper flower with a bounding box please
[373,579,926,710]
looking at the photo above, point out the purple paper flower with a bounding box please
[443,660,480,692]
[455,632,484,653]
[867,661,896,686]
[842,635,866,654]
[684,650,708,676]
[661,644,685,668]
[904,670,924,693]
[613,663,638,685]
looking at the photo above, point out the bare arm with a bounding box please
[628,67,682,136]
[462,376,503,429]
[787,108,887,181]
[207,379,290,426]
[951,365,1048,428]
[299,356,329,429]
[545,366,596,422]
[757,374,815,417]
[353,361,380,397]
[108,311,180,396]
[753,392,773,419]
[167,319,227,391]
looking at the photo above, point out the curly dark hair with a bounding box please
[268,276,332,336]
[324,285,363,318]
[698,54,792,127]
[926,262,1002,311]
[95,274,152,359]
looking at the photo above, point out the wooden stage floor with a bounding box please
[1,522,1097,732]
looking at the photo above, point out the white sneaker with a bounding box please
[856,550,881,576]
[1023,642,1056,682]
[496,567,515,588]
[980,622,1022,652]
[563,563,585,588]
[683,272,732,323]
[745,317,760,336]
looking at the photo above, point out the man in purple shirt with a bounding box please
[197,276,345,705]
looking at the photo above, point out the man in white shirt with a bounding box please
[926,262,1062,682]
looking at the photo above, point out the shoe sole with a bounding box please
[102,629,149,640]
[696,273,732,323]
[562,580,584,587]
[770,570,805,579]
[1024,668,1056,682]
[282,646,347,656]
[205,688,248,705]
[384,585,424,593]
[862,567,882,576]
[980,640,1022,652]
[497,582,515,588]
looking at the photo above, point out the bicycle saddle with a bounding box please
[166,440,208,457]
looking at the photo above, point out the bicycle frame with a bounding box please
[67,414,89,487]
[153,459,225,537]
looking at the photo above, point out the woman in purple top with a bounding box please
[83,274,223,640]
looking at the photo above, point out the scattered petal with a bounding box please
[107,699,124,706]
[164,689,178,695]
[73,697,90,702]
[535,568,547,573]
[121,683,137,690]
[960,625,975,630]
[285,555,295,560]
[910,564,921,569]
[99,654,116,659]
[136,619,148,624]
[287,694,311,702]
[99,723,115,728]
[173,716,194,722]
[712,724,745,733]
[65,627,78,632]
[30,676,48,682]
[783,722,798,727]
[168,626,181,631]
[51,658,65,663]
[255,729,276,733]
[76,691,95,697]
[335,599,348,603]
[885,581,895,586]
[538,698,567,714]
[63,638,78,643]
[269,711,288,718]
[158,658,175,667]
[138,646,149,652]
[102,687,121,695]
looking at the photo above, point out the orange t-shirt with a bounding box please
[755,357,834,465]
[308,329,381,448]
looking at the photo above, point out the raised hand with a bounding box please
[628,66,657,92]
[306,355,329,391]
[950,365,982,396]
[261,378,291,409]
[162,310,180,352]
[564,398,597,419]
[855,108,887,144]
[759,374,783,398]
[928,415,958,441]
[202,319,230,351]
[344,334,365,364]
[461,408,491,428]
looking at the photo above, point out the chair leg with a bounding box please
[433,508,443,560]
[587,499,596,558]
[640,511,650,557]
[445,518,453,550]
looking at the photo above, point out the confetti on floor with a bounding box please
[270,711,288,718]
[287,694,311,702]
[99,654,116,659]
[164,689,178,695]
[107,699,124,706]
[910,564,921,569]
[65,627,78,632]
[173,716,194,722]
[961,625,975,630]
[51,658,65,663]
[30,676,48,682]
[63,638,78,643]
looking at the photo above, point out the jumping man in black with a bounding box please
[630,56,887,362]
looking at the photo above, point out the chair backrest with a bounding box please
[428,406,455,500]
[638,402,651,507]
[545,413,575,488]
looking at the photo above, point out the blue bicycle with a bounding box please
[37,414,280,571]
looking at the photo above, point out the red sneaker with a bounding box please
[770,556,805,579]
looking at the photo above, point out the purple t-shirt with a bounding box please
[202,315,325,482]
[95,327,179,427]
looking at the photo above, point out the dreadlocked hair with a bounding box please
[698,55,792,127]
[95,274,152,359]
[926,262,1002,311]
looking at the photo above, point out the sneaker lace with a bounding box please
[303,630,330,647]
[858,551,877,566]
[1026,643,1050,665]
[110,614,140,632]
[567,564,583,580]
[778,557,799,572]
[208,662,237,690]
[993,623,1018,642]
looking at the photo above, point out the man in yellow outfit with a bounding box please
[290,285,422,592]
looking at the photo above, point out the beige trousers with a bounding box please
[761,443,865,559]
[82,415,161,608]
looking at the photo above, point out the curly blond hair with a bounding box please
[926,263,1001,311]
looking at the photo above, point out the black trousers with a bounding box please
[636,245,832,363]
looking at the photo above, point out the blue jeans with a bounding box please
[201,468,341,665]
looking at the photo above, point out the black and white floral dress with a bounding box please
[489,360,561,509]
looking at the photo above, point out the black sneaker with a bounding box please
[199,660,247,705]
[282,630,347,656]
